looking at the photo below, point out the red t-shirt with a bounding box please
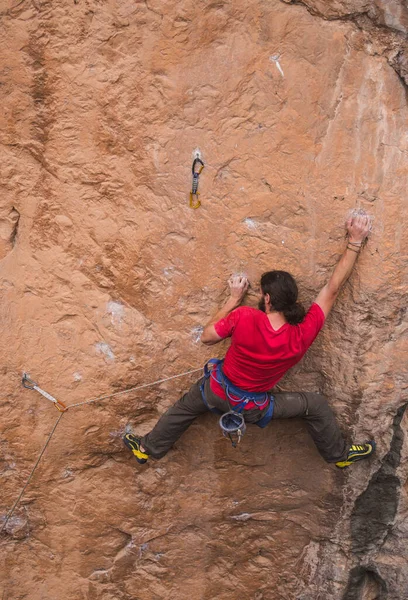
[210,303,325,409]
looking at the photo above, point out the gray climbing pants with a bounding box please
[141,377,349,463]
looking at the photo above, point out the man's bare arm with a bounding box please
[315,213,371,318]
[201,275,249,345]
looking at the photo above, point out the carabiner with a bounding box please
[54,400,67,413]
[192,157,204,180]
[189,191,201,209]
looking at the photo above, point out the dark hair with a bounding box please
[260,270,305,325]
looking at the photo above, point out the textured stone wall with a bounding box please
[1,1,407,599]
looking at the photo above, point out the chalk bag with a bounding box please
[219,411,246,448]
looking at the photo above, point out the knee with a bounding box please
[304,393,331,417]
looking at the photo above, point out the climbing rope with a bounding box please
[0,413,64,535]
[0,366,202,536]
[67,367,202,409]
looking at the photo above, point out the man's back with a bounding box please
[210,304,325,401]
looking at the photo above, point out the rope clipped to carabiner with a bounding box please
[189,156,204,209]
[22,373,67,412]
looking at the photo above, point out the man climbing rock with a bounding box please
[124,212,375,468]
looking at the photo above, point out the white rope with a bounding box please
[1,366,203,536]
[67,367,203,409]
[0,413,64,535]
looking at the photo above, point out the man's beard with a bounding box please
[258,296,266,312]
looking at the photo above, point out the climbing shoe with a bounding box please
[123,434,149,464]
[335,441,376,469]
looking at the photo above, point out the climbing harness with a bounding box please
[22,373,67,412]
[1,366,202,536]
[189,156,204,209]
[200,359,275,447]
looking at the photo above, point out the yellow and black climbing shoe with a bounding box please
[123,434,149,464]
[335,441,376,469]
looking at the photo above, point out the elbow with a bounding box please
[200,334,214,346]
[200,329,211,345]
[200,326,219,346]
[326,281,340,299]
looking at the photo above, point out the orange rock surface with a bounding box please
[1,1,407,599]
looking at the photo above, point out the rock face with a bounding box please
[0,1,407,599]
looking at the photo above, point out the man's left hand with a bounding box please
[228,275,249,304]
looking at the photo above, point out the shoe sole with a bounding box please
[123,434,148,464]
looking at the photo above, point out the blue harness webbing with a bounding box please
[199,359,274,428]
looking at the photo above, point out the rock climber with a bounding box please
[124,212,375,468]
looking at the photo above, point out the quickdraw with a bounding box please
[189,156,204,209]
[22,373,67,412]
